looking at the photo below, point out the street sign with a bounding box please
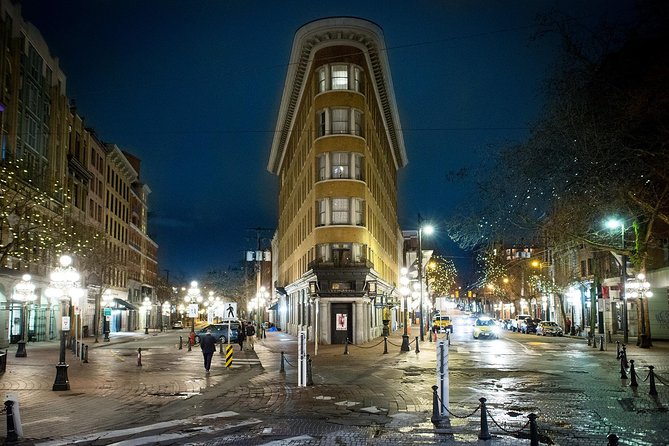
[62,316,70,331]
[188,304,198,318]
[103,308,112,317]
[223,302,237,320]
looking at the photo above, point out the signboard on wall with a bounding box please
[336,313,347,330]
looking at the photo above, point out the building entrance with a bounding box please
[330,303,352,344]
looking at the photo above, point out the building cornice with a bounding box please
[268,17,407,175]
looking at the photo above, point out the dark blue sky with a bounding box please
[20,0,634,282]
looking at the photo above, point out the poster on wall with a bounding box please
[336,313,348,330]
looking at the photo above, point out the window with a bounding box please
[318,199,327,226]
[331,152,349,178]
[318,67,327,93]
[331,198,349,224]
[354,199,364,225]
[331,108,349,134]
[318,154,327,180]
[331,64,349,90]
[317,111,326,137]
[354,153,363,180]
[353,66,364,93]
[353,110,363,136]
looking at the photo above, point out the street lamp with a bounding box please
[45,254,85,391]
[254,286,269,329]
[142,296,151,334]
[14,274,36,357]
[102,290,113,341]
[606,218,628,343]
[400,268,411,352]
[417,221,434,342]
[627,273,653,348]
[184,281,201,333]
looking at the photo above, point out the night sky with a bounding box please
[19,0,635,283]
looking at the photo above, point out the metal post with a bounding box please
[649,366,658,396]
[430,385,442,425]
[436,340,448,418]
[280,351,285,373]
[401,294,410,352]
[620,355,628,379]
[629,360,638,388]
[383,336,388,354]
[600,335,604,351]
[137,348,142,367]
[478,398,491,441]
[83,345,89,364]
[616,341,621,359]
[415,336,420,353]
[306,354,314,386]
[622,345,628,369]
[4,399,18,442]
[529,413,539,446]
[179,336,183,350]
[344,337,349,355]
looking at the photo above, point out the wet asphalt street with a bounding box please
[1,321,668,445]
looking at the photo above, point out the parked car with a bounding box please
[171,320,184,329]
[520,318,538,334]
[194,322,239,344]
[473,317,499,339]
[536,321,564,336]
[514,314,531,332]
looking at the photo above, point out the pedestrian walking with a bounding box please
[565,317,572,335]
[200,329,216,373]
[245,322,256,351]
[188,330,196,347]
[238,322,246,351]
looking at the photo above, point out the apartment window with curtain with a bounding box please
[331,108,349,134]
[353,153,363,180]
[353,110,363,136]
[318,154,327,180]
[318,199,327,226]
[354,198,364,225]
[318,67,327,93]
[331,64,349,90]
[317,110,326,137]
[331,198,349,224]
[331,152,349,178]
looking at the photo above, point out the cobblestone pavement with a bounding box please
[0,328,667,445]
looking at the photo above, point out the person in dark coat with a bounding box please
[200,329,217,373]
[237,322,246,351]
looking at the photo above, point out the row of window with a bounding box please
[318,151,363,181]
[317,197,364,226]
[317,63,364,94]
[317,108,363,137]
[316,243,367,263]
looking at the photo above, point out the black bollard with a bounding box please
[83,345,89,364]
[4,399,18,443]
[179,336,183,350]
[620,355,628,379]
[447,331,450,346]
[529,413,539,446]
[600,335,604,351]
[344,338,349,355]
[478,397,491,441]
[306,354,314,386]
[137,347,142,367]
[629,360,638,388]
[616,341,621,359]
[649,366,658,396]
[415,336,420,353]
[622,345,628,369]
[280,351,285,373]
[383,336,388,354]
[607,433,619,446]
[430,385,442,424]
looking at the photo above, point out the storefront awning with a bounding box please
[112,298,137,310]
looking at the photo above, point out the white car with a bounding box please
[536,321,563,336]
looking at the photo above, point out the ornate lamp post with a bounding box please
[184,281,201,333]
[14,274,36,357]
[101,290,113,342]
[606,218,628,343]
[45,254,85,391]
[400,268,411,352]
[142,296,151,334]
[627,273,653,348]
[417,220,434,342]
[255,286,269,328]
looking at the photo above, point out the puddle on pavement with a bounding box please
[148,391,201,399]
